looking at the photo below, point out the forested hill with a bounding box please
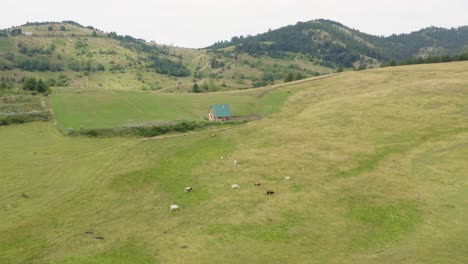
[0,21,336,92]
[208,19,468,68]
[0,21,191,76]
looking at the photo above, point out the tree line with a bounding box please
[384,52,468,67]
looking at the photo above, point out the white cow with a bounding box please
[170,204,179,211]
[184,187,193,192]
[231,184,240,189]
[233,160,238,166]
[284,176,291,181]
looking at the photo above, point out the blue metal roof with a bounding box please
[211,104,231,118]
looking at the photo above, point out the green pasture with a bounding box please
[50,88,289,129]
[1,62,467,263]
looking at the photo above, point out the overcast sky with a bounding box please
[2,0,468,48]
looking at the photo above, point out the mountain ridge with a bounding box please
[1,19,467,92]
[208,19,468,67]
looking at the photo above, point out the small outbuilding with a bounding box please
[208,104,231,121]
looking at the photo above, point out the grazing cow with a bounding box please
[284,176,291,181]
[233,160,238,166]
[170,204,179,211]
[255,182,261,187]
[184,187,193,192]
[211,133,216,139]
[266,190,275,195]
[220,156,224,160]
[231,184,240,189]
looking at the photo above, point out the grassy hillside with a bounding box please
[0,22,334,93]
[2,20,467,93]
[1,61,467,263]
[0,22,196,91]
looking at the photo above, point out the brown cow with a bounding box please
[255,182,261,187]
[266,190,275,195]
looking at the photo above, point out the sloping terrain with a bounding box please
[209,19,468,68]
[0,22,333,93]
[1,62,467,263]
[2,20,468,94]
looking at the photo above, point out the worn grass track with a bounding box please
[1,62,468,263]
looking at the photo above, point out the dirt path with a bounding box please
[141,121,256,142]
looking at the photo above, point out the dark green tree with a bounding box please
[10,28,22,36]
[201,82,209,91]
[192,83,201,93]
[23,78,37,91]
[92,31,97,37]
[96,64,105,71]
[22,78,50,94]
[294,73,304,80]
[36,79,49,93]
[284,72,294,82]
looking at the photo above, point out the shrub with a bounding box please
[0,112,50,126]
[23,78,51,94]
[66,120,246,138]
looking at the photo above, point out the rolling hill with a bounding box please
[0,21,332,92]
[1,61,467,263]
[1,20,468,93]
[209,19,468,68]
[1,16,468,264]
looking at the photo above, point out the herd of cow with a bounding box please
[170,152,291,211]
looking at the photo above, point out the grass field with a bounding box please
[50,88,290,129]
[1,62,468,263]
[0,38,13,54]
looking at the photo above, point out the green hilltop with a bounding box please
[0,21,332,92]
[1,19,467,93]
[209,19,468,68]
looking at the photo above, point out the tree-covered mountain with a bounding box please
[1,20,467,93]
[209,19,468,68]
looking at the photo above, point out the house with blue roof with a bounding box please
[208,104,231,121]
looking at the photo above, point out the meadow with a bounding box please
[50,88,290,129]
[1,62,467,263]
